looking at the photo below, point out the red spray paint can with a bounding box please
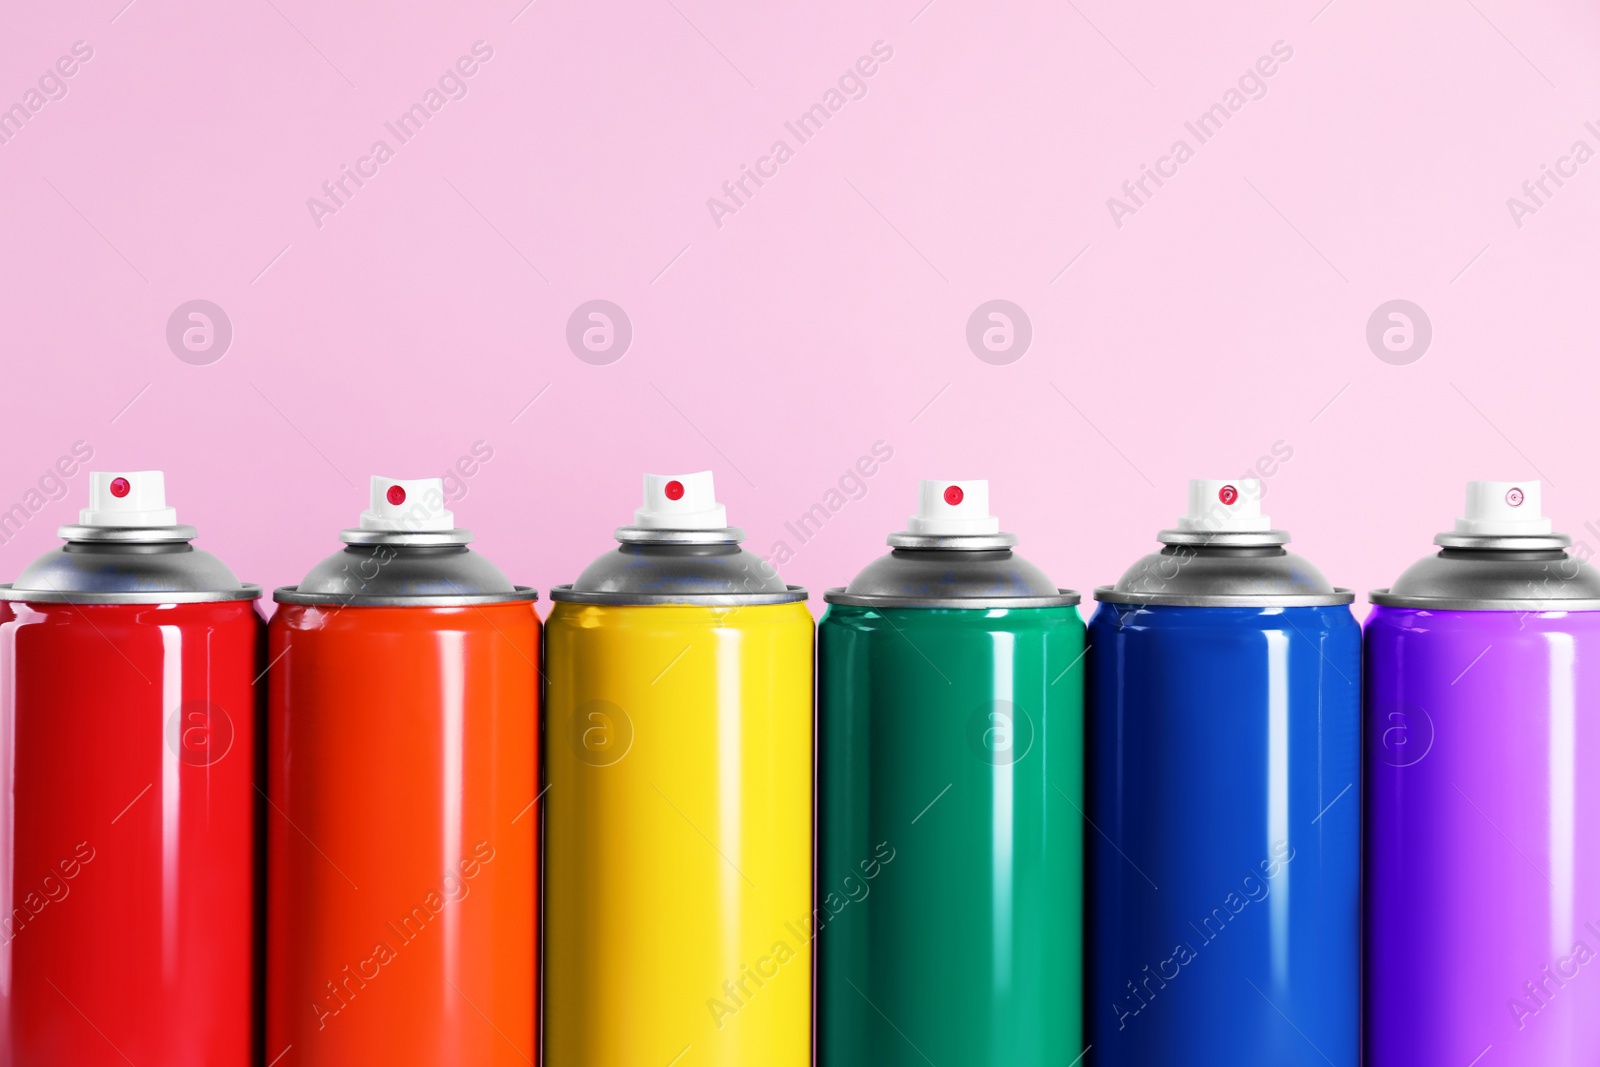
[0,470,263,1066]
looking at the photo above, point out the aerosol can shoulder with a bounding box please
[1094,480,1352,608]
[550,472,804,605]
[0,471,257,604]
[823,479,1079,610]
[1371,481,1600,610]
[274,476,534,607]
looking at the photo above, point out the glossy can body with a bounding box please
[544,601,814,1066]
[1365,607,1600,1064]
[817,604,1084,1066]
[0,599,262,1066]
[266,603,539,1066]
[1086,604,1360,1066]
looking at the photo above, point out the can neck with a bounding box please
[63,539,197,558]
[1437,547,1569,563]
[890,546,1016,563]
[341,542,473,560]
[618,541,745,560]
[1160,544,1288,560]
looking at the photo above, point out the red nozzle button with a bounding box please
[664,480,685,501]
[1219,485,1239,506]
[386,485,407,506]
[943,485,964,506]
[109,477,131,498]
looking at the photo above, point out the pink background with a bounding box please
[3,0,1599,618]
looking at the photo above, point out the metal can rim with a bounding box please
[1431,532,1573,550]
[273,584,539,607]
[1156,528,1290,547]
[56,523,200,544]
[823,586,1081,609]
[883,531,1019,550]
[338,528,475,546]
[0,581,263,604]
[548,582,807,606]
[612,526,745,545]
[1368,587,1600,611]
[1094,584,1356,607]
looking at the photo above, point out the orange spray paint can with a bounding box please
[265,477,540,1067]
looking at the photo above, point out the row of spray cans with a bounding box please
[0,469,1595,1066]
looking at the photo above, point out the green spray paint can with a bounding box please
[817,479,1085,1067]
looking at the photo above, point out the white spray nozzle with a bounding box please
[908,479,1000,536]
[81,471,178,527]
[1177,478,1271,533]
[1455,480,1551,535]
[634,471,728,530]
[360,476,455,532]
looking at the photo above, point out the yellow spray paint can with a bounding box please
[544,472,813,1066]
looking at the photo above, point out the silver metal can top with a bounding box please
[1097,528,1353,607]
[0,523,260,604]
[551,525,806,606]
[275,475,536,607]
[825,479,1076,609]
[824,530,1079,610]
[1095,479,1351,607]
[275,527,536,607]
[1370,480,1600,610]
[1370,532,1600,610]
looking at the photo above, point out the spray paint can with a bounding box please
[267,477,539,1066]
[0,471,262,1066]
[817,479,1084,1066]
[1366,480,1600,1064]
[544,471,812,1066]
[1086,479,1359,1066]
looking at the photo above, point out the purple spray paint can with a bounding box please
[1367,480,1600,1065]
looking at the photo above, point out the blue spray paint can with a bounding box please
[1085,479,1359,1066]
